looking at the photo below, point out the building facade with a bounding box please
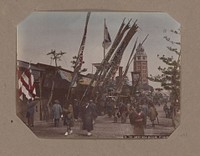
[133,43,148,85]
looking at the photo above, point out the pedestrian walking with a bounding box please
[113,104,120,123]
[119,102,128,123]
[169,104,173,118]
[81,101,98,136]
[163,103,170,118]
[52,100,62,127]
[129,105,145,135]
[99,99,105,115]
[106,98,113,118]
[63,104,74,136]
[89,100,98,123]
[148,103,158,128]
[73,99,80,121]
[26,99,37,127]
[141,104,148,128]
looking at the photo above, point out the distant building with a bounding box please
[133,43,148,85]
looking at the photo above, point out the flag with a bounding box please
[18,65,36,100]
[102,19,112,49]
[100,19,131,81]
[66,12,91,100]
[102,21,138,87]
[80,19,130,103]
[96,19,130,84]
[74,45,84,71]
[70,12,90,86]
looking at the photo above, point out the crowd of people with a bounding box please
[51,99,98,136]
[26,96,162,136]
[104,98,159,135]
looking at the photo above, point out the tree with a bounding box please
[148,29,181,126]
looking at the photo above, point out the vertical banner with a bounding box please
[18,65,36,100]
[67,12,91,100]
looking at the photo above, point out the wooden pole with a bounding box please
[103,18,106,60]
[39,73,43,120]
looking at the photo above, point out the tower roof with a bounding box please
[135,43,147,56]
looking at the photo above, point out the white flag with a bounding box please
[102,19,112,49]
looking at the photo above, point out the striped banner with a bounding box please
[18,66,36,100]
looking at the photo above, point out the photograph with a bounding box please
[16,11,181,139]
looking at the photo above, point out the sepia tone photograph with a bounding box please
[16,11,181,139]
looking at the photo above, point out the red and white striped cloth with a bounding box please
[18,66,36,100]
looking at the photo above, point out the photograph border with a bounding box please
[0,0,200,156]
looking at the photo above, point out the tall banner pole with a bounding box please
[66,12,91,101]
[80,19,130,104]
[103,18,106,60]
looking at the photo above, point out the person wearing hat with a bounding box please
[129,105,145,135]
[113,104,120,123]
[73,99,80,121]
[119,102,128,123]
[148,102,158,128]
[81,101,97,136]
[52,100,62,127]
[63,104,74,136]
[26,99,37,127]
[89,99,98,122]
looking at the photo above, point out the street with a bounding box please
[30,104,174,139]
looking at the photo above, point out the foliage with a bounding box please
[148,29,181,106]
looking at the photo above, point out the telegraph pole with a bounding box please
[45,49,66,121]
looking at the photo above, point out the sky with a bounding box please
[17,12,180,89]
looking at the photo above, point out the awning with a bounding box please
[79,77,96,87]
[78,77,103,87]
[58,70,72,82]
